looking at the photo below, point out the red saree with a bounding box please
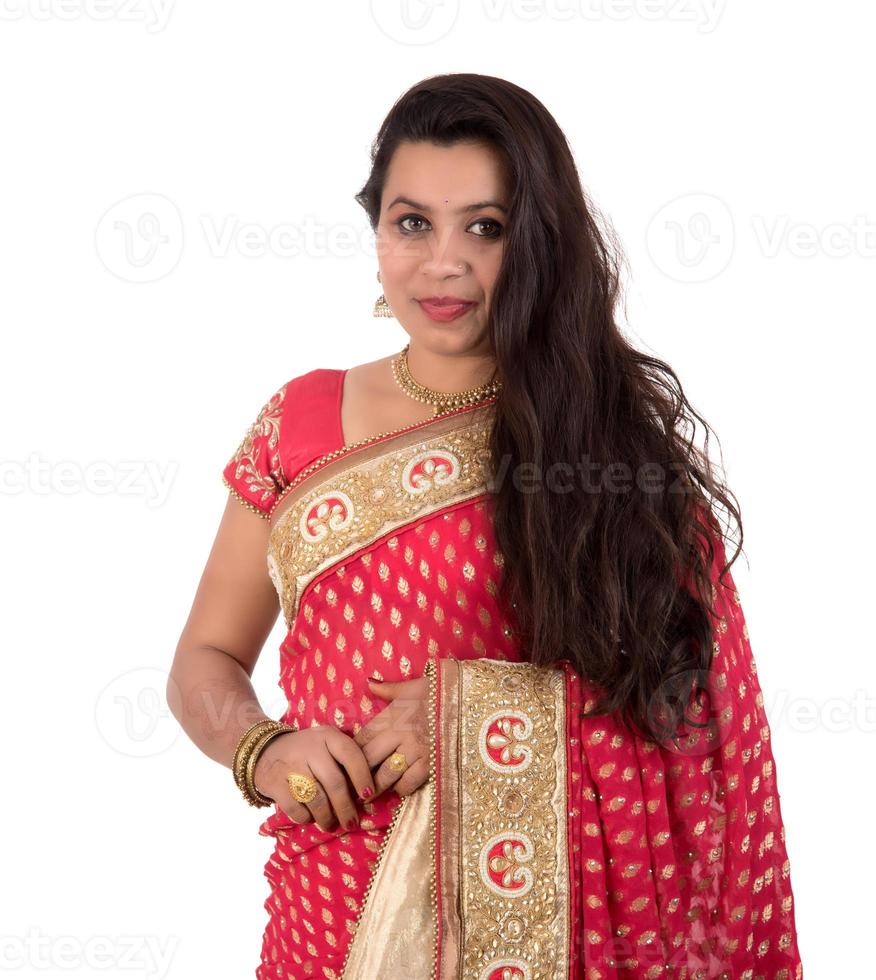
[223,369,803,979]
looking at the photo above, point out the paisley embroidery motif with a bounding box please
[299,490,355,544]
[479,710,534,774]
[481,833,536,897]
[480,960,531,980]
[402,449,461,495]
[225,383,287,509]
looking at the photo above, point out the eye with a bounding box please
[395,214,504,239]
[469,219,503,239]
[397,214,430,234]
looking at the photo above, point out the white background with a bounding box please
[2,2,872,977]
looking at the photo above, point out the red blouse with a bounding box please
[222,368,348,519]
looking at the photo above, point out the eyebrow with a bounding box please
[386,195,508,215]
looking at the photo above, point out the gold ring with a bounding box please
[287,771,319,804]
[388,752,408,773]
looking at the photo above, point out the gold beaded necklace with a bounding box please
[391,342,502,416]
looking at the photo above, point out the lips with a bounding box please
[418,296,475,307]
[417,296,477,323]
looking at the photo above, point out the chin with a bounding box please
[422,328,489,356]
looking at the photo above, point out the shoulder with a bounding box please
[222,367,346,517]
[340,354,401,415]
[343,355,394,393]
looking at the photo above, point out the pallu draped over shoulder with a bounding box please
[222,368,803,980]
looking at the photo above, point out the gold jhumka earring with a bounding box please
[373,270,394,318]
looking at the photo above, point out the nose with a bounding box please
[418,226,470,278]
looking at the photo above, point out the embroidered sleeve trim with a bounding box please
[222,383,288,514]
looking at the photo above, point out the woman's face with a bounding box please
[376,140,509,358]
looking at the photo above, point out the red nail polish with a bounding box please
[360,787,373,799]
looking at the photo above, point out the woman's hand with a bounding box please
[252,727,376,833]
[355,675,430,798]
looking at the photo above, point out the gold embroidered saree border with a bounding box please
[265,402,497,629]
[265,396,499,523]
[338,656,571,980]
[438,657,571,980]
[436,656,463,976]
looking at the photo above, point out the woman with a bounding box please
[169,73,803,978]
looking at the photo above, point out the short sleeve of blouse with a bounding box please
[222,381,289,518]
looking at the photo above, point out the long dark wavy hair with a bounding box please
[354,73,743,745]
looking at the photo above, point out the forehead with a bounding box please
[383,140,509,203]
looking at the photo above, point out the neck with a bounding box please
[403,341,497,393]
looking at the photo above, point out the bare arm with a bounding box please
[166,495,280,769]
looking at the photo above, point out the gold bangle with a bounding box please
[232,719,278,795]
[239,724,279,801]
[244,724,296,807]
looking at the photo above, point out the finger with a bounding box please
[372,745,423,799]
[326,730,376,801]
[352,710,393,749]
[367,686,422,739]
[302,781,337,833]
[393,757,430,797]
[366,679,403,700]
[309,754,359,832]
[367,676,425,699]
[358,729,403,770]
[283,765,327,825]
[286,764,335,831]
[280,800,313,825]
